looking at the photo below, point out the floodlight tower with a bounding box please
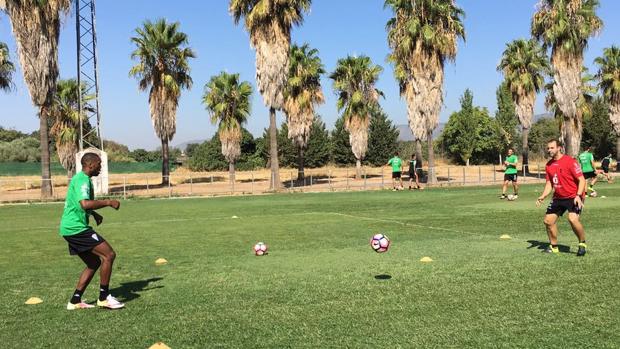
[75,0,108,193]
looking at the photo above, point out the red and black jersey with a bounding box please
[545,155,584,199]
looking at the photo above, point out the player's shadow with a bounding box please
[374,274,392,280]
[526,240,572,254]
[110,277,164,302]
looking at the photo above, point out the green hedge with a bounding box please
[0,161,173,176]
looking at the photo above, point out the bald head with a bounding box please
[81,153,102,177]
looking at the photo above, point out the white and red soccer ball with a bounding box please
[253,242,268,256]
[370,233,390,253]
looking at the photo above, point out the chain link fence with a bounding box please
[0,163,562,203]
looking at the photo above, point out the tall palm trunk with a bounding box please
[355,159,362,179]
[426,129,436,184]
[297,146,305,182]
[39,106,52,197]
[553,53,583,158]
[561,114,582,158]
[415,139,423,164]
[522,128,530,174]
[161,139,170,185]
[229,161,235,190]
[522,127,530,174]
[269,107,281,190]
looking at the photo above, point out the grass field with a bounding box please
[0,183,619,348]
[0,161,172,176]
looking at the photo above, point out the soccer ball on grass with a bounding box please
[370,234,390,253]
[253,242,268,256]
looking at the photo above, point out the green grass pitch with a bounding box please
[1,183,619,348]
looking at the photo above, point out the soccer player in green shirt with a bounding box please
[407,154,422,190]
[578,145,598,196]
[500,148,519,199]
[60,153,124,310]
[600,153,614,183]
[387,151,404,191]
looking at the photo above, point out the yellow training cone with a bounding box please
[420,257,433,263]
[500,234,512,240]
[149,342,171,349]
[25,297,43,305]
[231,215,239,219]
[155,258,168,265]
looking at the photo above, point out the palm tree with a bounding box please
[283,43,325,182]
[594,45,620,169]
[50,79,95,179]
[545,68,597,148]
[3,0,71,198]
[532,0,603,157]
[330,55,383,179]
[0,41,15,92]
[202,72,253,187]
[229,0,311,190]
[129,19,195,186]
[498,39,549,173]
[385,0,465,183]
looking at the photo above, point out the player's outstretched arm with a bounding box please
[80,199,120,211]
[536,181,553,207]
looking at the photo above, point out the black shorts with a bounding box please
[583,171,596,179]
[504,174,518,182]
[602,167,609,174]
[408,170,417,179]
[392,171,401,179]
[63,229,105,255]
[546,198,583,216]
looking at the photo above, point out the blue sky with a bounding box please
[1,0,619,150]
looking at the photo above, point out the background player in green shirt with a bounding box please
[407,154,422,190]
[600,153,614,183]
[578,145,598,196]
[60,153,123,310]
[501,148,519,199]
[387,151,403,190]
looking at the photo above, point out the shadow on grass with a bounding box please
[110,277,164,302]
[374,274,392,280]
[526,240,572,254]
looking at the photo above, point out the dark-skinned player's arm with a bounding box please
[80,199,120,226]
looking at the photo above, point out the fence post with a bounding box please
[447,167,451,185]
[346,168,349,190]
[50,179,54,199]
[537,163,541,179]
[25,180,29,198]
[189,174,193,196]
[310,173,313,189]
[168,176,172,198]
[251,171,254,194]
[290,171,294,191]
[328,170,332,191]
[493,165,496,182]
[123,176,127,200]
[462,167,466,185]
[381,167,384,189]
[478,166,482,183]
[363,168,367,190]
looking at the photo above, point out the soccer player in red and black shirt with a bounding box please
[536,139,587,256]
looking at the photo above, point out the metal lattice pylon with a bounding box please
[76,0,103,151]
